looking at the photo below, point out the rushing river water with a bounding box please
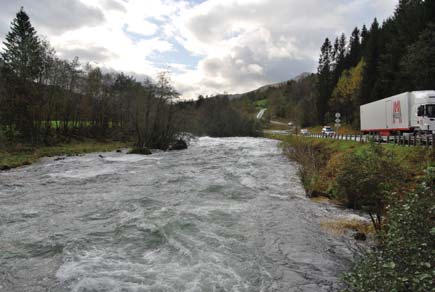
[0,137,360,292]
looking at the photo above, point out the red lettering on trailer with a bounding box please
[393,100,402,123]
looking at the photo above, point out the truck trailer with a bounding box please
[360,91,435,135]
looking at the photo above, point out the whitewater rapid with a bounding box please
[0,137,359,292]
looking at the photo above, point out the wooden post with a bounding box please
[414,135,417,147]
[432,134,435,156]
[386,135,390,144]
[426,135,429,148]
[394,135,397,145]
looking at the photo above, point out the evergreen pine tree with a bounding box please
[360,24,369,52]
[361,18,380,104]
[346,27,361,68]
[1,7,42,80]
[332,33,347,86]
[400,23,435,90]
[317,38,333,124]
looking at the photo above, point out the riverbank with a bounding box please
[266,133,434,291]
[0,140,130,170]
[266,133,432,201]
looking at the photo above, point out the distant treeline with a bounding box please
[176,95,261,137]
[245,0,435,128]
[0,8,258,148]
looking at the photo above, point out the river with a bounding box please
[0,137,360,292]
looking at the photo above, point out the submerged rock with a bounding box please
[128,148,152,155]
[0,165,11,171]
[116,149,122,153]
[354,232,367,241]
[169,139,188,151]
[310,190,331,199]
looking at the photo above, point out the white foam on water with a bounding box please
[104,155,161,163]
[48,166,117,179]
[56,245,259,292]
[268,193,289,200]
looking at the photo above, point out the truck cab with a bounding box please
[411,91,435,133]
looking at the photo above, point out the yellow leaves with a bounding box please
[330,59,365,107]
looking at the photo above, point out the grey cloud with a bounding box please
[103,0,126,12]
[0,0,105,35]
[181,0,396,96]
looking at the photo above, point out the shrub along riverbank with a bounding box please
[0,140,129,170]
[267,134,434,291]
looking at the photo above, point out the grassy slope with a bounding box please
[0,140,129,169]
[266,133,433,197]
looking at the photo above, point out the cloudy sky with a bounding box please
[0,0,397,99]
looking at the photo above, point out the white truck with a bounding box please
[360,91,435,135]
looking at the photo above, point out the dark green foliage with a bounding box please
[343,169,435,292]
[317,38,333,124]
[332,34,347,86]
[334,143,406,231]
[400,23,435,91]
[177,96,260,137]
[1,7,42,80]
[361,19,380,104]
[346,27,361,68]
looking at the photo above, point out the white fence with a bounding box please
[305,133,435,149]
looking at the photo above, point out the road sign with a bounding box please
[335,112,341,118]
[335,118,341,123]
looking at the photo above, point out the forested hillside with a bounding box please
[242,0,435,128]
[0,8,183,149]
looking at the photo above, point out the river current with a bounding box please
[0,137,359,292]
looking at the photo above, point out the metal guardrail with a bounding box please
[304,133,435,148]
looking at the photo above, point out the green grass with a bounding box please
[266,133,433,195]
[0,140,130,169]
[254,99,268,109]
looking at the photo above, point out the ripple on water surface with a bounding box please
[0,137,358,292]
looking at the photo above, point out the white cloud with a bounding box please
[0,0,398,99]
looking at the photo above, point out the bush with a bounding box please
[334,143,406,231]
[343,169,435,291]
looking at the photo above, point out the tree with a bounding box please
[360,24,369,52]
[346,27,361,68]
[332,33,347,85]
[329,60,364,126]
[400,23,435,91]
[316,38,333,124]
[1,7,42,80]
[361,18,381,104]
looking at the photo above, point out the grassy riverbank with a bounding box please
[267,133,434,291]
[0,140,130,170]
[267,134,432,200]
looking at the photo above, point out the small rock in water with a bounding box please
[98,155,104,158]
[0,165,11,171]
[169,139,188,151]
[116,149,122,153]
[128,148,152,155]
[354,232,367,241]
[54,157,65,161]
